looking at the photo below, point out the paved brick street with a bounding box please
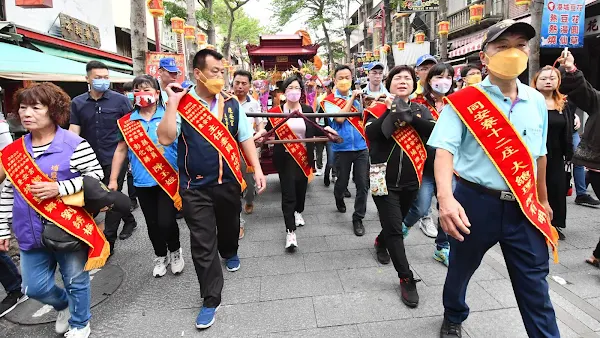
[1,175,600,337]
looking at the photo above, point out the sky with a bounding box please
[245,0,304,34]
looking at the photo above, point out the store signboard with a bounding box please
[145,52,185,83]
[58,13,101,48]
[397,0,439,12]
[540,0,586,48]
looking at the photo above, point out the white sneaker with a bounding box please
[419,216,438,238]
[64,323,91,338]
[294,212,305,227]
[315,168,323,176]
[153,256,170,277]
[285,230,298,249]
[55,307,71,334]
[170,248,185,274]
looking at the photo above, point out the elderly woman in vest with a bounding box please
[0,83,104,338]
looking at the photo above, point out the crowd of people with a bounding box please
[0,19,599,338]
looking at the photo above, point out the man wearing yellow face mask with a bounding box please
[157,48,267,330]
[428,20,560,338]
[459,64,482,87]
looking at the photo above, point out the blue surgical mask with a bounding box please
[92,79,110,92]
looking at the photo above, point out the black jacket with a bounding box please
[559,67,600,169]
[365,101,435,190]
[265,104,324,172]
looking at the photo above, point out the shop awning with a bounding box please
[31,43,133,72]
[0,43,134,83]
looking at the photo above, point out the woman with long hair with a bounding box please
[110,75,185,276]
[365,65,436,308]
[531,66,573,240]
[401,63,454,266]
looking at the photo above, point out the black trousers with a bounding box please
[586,171,600,259]
[546,154,566,228]
[277,155,308,231]
[127,170,137,201]
[102,162,137,249]
[182,182,241,308]
[136,185,180,257]
[373,188,417,279]
[334,149,370,221]
[314,143,325,169]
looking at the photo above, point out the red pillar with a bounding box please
[154,17,161,52]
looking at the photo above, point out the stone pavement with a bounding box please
[1,175,600,337]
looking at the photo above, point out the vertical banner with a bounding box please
[540,0,586,48]
[145,52,186,83]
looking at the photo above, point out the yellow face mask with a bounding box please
[197,70,225,95]
[465,74,482,86]
[336,79,352,93]
[484,48,529,80]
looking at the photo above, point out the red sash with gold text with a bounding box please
[117,114,182,210]
[411,94,440,120]
[268,106,313,181]
[0,139,110,271]
[445,86,559,261]
[321,94,366,141]
[177,93,246,191]
[364,102,427,185]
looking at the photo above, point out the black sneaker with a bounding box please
[353,219,365,236]
[0,290,28,318]
[440,318,462,338]
[118,223,137,240]
[324,175,330,187]
[374,237,390,264]
[556,227,566,240]
[575,194,600,207]
[344,189,351,198]
[176,211,184,219]
[399,277,420,308]
[336,198,346,213]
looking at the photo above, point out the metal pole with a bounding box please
[245,112,363,118]
[154,17,161,52]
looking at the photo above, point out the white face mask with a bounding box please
[430,78,453,95]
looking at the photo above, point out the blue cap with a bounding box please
[368,62,385,71]
[159,57,180,73]
[181,80,193,89]
[415,54,437,67]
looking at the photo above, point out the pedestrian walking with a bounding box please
[122,81,139,212]
[157,49,266,329]
[69,61,138,251]
[429,20,560,338]
[365,65,435,307]
[109,75,184,278]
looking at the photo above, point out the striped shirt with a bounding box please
[0,140,104,239]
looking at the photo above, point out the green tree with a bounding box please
[221,0,251,62]
[164,0,215,44]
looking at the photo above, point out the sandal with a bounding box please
[585,257,600,268]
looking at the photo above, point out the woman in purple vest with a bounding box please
[0,83,104,338]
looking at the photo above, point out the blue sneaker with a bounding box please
[402,223,410,239]
[225,255,240,272]
[195,305,220,329]
[433,247,450,267]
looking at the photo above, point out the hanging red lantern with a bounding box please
[196,32,207,44]
[184,25,196,40]
[515,0,531,5]
[146,0,165,17]
[365,51,372,58]
[171,17,185,34]
[383,44,391,53]
[205,44,215,50]
[396,41,405,50]
[415,31,426,44]
[438,21,450,36]
[373,48,380,57]
[469,4,485,23]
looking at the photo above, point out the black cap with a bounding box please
[82,176,131,215]
[481,19,536,50]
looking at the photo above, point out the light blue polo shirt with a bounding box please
[118,105,180,188]
[324,90,367,152]
[427,77,548,191]
[365,84,390,97]
[186,87,253,142]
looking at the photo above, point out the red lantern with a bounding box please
[184,25,196,40]
[146,0,165,17]
[171,17,185,34]
[16,0,53,8]
[469,4,484,23]
[205,44,215,50]
[374,49,380,57]
[438,21,450,36]
[515,0,531,5]
[196,32,207,44]
[365,51,372,58]
[396,41,405,50]
[383,44,391,53]
[415,32,426,44]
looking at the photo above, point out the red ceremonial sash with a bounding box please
[268,106,314,181]
[411,94,440,120]
[177,93,247,191]
[445,86,559,261]
[321,94,366,141]
[0,139,109,271]
[363,102,427,185]
[117,114,182,210]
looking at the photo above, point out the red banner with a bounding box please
[321,94,366,141]
[145,52,185,83]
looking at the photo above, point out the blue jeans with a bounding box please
[0,251,21,293]
[20,249,91,329]
[572,132,587,196]
[403,174,436,228]
[444,181,558,337]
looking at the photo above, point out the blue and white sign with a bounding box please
[540,0,586,48]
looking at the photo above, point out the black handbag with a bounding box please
[41,217,85,252]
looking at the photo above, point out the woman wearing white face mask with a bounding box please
[256,76,337,250]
